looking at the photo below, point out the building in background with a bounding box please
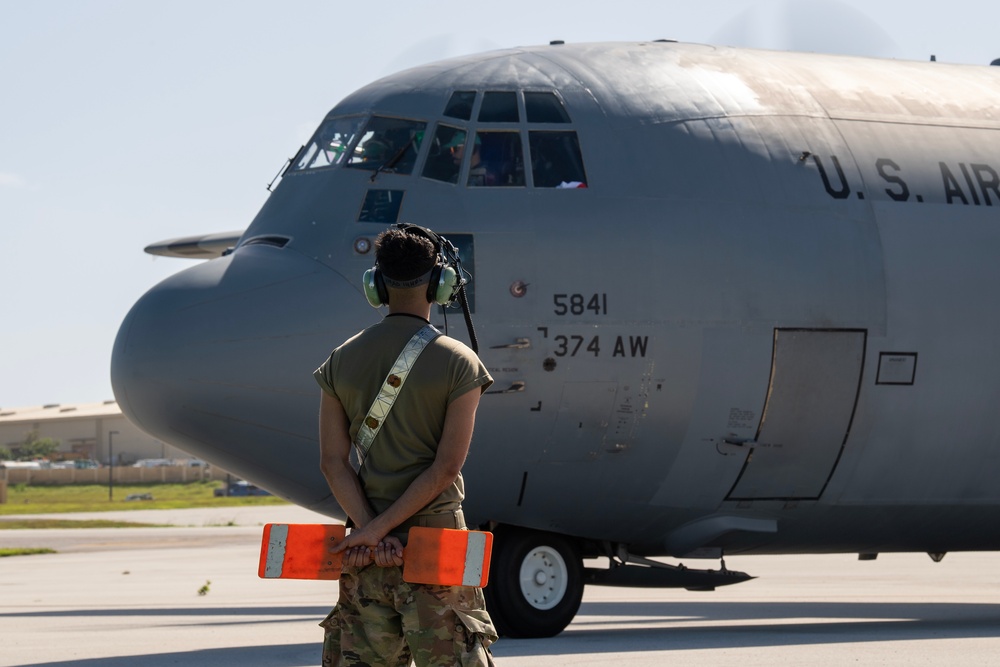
[0,401,189,465]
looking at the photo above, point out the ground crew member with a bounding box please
[314,224,497,666]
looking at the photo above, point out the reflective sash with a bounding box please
[355,323,441,465]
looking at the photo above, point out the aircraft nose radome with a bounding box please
[111,245,370,507]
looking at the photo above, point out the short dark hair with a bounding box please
[375,227,437,281]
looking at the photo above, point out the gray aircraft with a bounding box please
[112,41,1000,637]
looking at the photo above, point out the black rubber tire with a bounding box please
[483,526,584,638]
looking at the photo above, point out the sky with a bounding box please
[1,0,996,409]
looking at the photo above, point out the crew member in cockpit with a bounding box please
[446,134,496,187]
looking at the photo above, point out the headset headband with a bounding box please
[394,222,463,282]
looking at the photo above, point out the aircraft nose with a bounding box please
[111,245,372,509]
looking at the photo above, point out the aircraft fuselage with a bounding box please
[113,42,1000,566]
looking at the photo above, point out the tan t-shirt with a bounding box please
[314,314,493,517]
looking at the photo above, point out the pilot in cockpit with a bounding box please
[360,138,391,165]
[445,134,497,187]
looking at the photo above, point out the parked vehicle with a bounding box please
[214,480,270,497]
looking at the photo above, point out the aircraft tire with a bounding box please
[484,526,583,638]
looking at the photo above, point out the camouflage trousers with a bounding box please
[321,564,498,666]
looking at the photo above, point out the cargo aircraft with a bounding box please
[112,41,1000,637]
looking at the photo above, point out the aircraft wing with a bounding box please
[144,230,244,259]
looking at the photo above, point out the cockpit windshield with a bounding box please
[346,116,426,174]
[289,93,586,188]
[292,116,363,171]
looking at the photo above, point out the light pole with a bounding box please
[108,431,119,502]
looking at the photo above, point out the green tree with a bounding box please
[0,445,12,460]
[18,431,60,460]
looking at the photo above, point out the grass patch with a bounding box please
[0,548,57,557]
[0,481,289,516]
[0,518,165,529]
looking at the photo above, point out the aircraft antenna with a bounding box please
[457,285,479,354]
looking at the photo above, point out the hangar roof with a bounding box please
[0,401,122,424]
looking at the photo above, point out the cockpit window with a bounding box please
[422,124,467,184]
[444,91,476,120]
[469,131,525,187]
[292,116,363,171]
[525,92,571,123]
[530,131,587,187]
[478,91,519,122]
[346,116,426,174]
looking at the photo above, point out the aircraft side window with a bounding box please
[469,131,525,187]
[524,92,571,123]
[478,91,519,122]
[444,91,476,121]
[358,189,405,223]
[292,116,364,171]
[529,131,587,188]
[345,116,426,174]
[422,124,467,184]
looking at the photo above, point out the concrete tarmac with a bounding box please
[2,506,1000,666]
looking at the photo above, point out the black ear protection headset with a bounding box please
[363,223,462,308]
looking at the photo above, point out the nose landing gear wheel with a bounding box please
[484,527,583,638]
[519,544,569,610]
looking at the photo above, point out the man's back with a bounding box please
[315,313,491,516]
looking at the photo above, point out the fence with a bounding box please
[0,465,228,486]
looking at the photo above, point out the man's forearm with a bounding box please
[322,457,377,528]
[318,391,377,528]
[364,460,458,538]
